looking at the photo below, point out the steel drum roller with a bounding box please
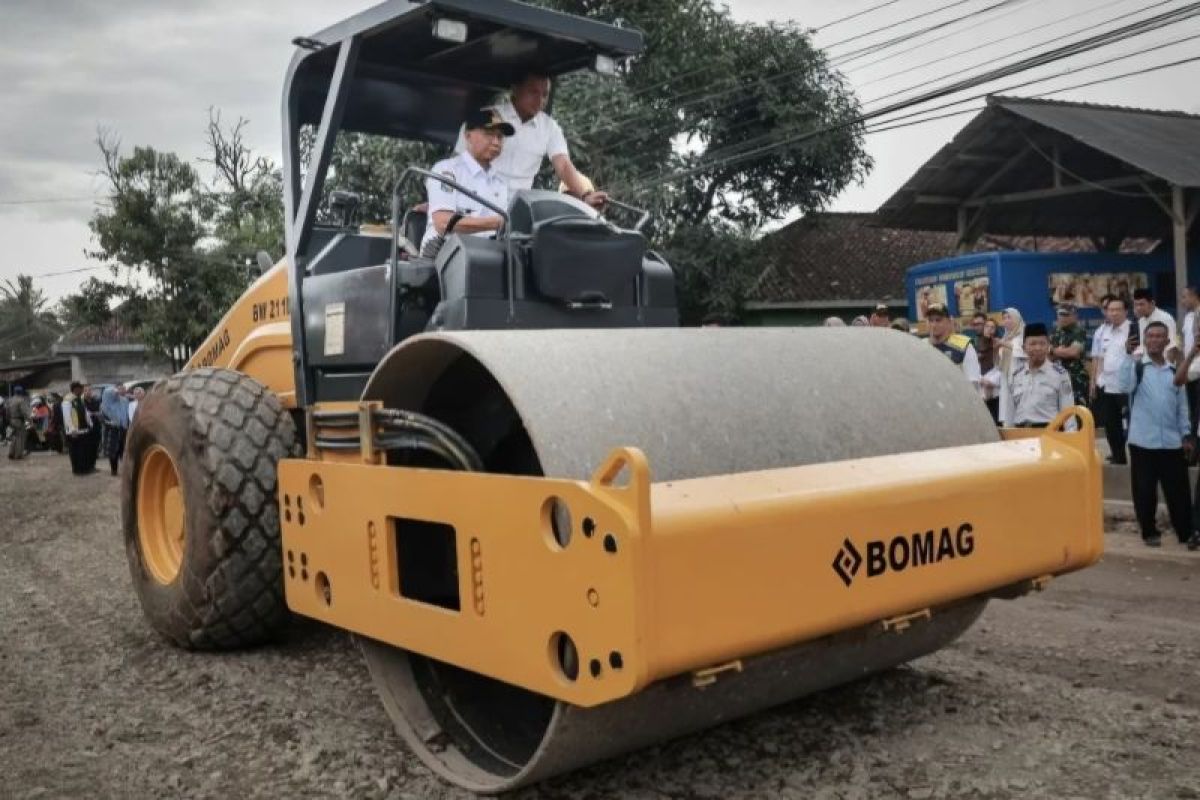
[360,327,996,792]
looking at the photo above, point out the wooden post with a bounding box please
[1173,185,1189,318]
[956,206,969,254]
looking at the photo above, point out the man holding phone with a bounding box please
[1118,321,1198,549]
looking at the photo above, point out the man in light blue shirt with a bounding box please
[1115,321,1198,549]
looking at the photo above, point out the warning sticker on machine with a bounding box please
[324,302,346,356]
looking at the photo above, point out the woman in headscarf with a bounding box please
[99,386,130,476]
[995,307,1027,426]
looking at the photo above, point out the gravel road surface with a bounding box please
[2,451,1198,799]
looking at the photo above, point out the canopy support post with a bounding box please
[1173,185,1190,318]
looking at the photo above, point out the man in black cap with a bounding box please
[868,303,890,328]
[1006,322,1077,429]
[421,107,516,257]
[925,302,980,390]
[1050,303,1089,406]
[62,380,94,475]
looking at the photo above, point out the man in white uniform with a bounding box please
[1090,295,1133,464]
[456,71,607,209]
[422,108,515,257]
[1131,287,1179,361]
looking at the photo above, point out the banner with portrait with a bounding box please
[913,263,990,320]
[914,283,949,321]
[1048,272,1149,309]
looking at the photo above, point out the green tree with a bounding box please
[541,1,869,224]
[199,109,286,262]
[57,277,124,330]
[89,122,267,369]
[0,274,62,360]
[56,276,150,335]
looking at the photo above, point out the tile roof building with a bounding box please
[745,211,1156,326]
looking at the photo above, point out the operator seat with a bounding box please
[402,209,428,255]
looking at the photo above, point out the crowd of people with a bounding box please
[910,286,1200,551]
[2,382,144,476]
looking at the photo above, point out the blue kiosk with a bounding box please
[905,251,1188,333]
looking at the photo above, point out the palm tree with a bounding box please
[0,274,62,360]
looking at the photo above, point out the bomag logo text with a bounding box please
[198,328,232,368]
[832,523,975,587]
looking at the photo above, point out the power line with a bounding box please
[846,0,1119,77]
[822,0,993,51]
[830,0,1028,65]
[588,0,1027,136]
[580,0,1170,163]
[555,0,1089,150]
[0,196,104,206]
[855,0,1158,88]
[813,0,905,33]
[29,266,109,279]
[1034,50,1200,98]
[861,8,1200,106]
[604,4,1200,182]
[622,5,1200,193]
[862,104,984,135]
[581,0,1010,114]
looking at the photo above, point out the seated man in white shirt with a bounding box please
[456,70,607,209]
[421,108,516,258]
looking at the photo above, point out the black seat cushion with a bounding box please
[530,218,645,303]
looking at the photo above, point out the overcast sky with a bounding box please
[3,0,1200,301]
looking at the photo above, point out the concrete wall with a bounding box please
[57,345,173,385]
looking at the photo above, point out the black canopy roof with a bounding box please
[285,0,643,145]
[876,96,1200,240]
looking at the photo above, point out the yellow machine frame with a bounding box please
[279,406,1102,708]
[185,261,297,408]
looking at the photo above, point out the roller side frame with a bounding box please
[279,406,1102,706]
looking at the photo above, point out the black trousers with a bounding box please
[1129,445,1193,542]
[984,397,1000,425]
[1093,391,1128,464]
[1188,380,1200,446]
[67,434,90,475]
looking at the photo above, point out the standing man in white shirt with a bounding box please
[422,108,515,258]
[62,381,94,475]
[1131,287,1179,361]
[457,71,608,209]
[127,386,146,425]
[1090,295,1132,465]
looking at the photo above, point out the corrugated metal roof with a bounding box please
[875,95,1200,238]
[997,96,1200,188]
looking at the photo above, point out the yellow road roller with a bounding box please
[121,1,1103,792]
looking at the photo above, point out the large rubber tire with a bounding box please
[121,368,297,650]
